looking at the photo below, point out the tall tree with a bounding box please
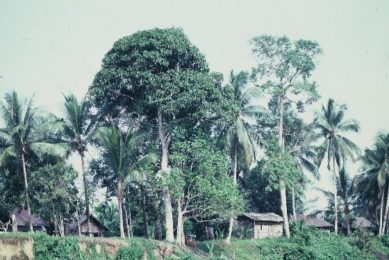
[60,94,97,236]
[0,91,67,231]
[222,70,265,244]
[88,28,224,242]
[314,98,360,234]
[96,126,157,238]
[251,35,321,237]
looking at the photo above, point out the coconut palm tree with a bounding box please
[60,94,97,236]
[337,168,356,234]
[289,128,319,220]
[0,91,67,231]
[358,133,389,236]
[223,70,267,244]
[96,126,157,238]
[314,98,360,234]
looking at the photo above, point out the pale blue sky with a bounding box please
[1,1,388,205]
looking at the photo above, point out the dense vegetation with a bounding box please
[2,225,389,259]
[0,27,388,258]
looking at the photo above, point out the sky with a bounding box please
[1,0,388,209]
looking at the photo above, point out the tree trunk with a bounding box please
[123,199,130,238]
[206,226,215,240]
[344,203,351,235]
[153,197,163,240]
[20,152,33,232]
[11,210,17,232]
[125,193,133,237]
[333,158,338,235]
[158,110,175,242]
[76,200,82,236]
[59,213,65,237]
[278,95,290,238]
[226,139,238,244]
[379,191,384,236]
[176,200,185,247]
[280,181,290,237]
[117,181,125,238]
[141,186,150,238]
[381,184,389,235]
[291,187,297,221]
[80,153,92,237]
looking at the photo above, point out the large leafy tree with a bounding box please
[357,132,389,236]
[96,126,157,238]
[251,35,321,237]
[314,98,360,234]
[0,91,67,231]
[88,28,224,242]
[169,136,244,247]
[59,94,97,236]
[30,162,78,236]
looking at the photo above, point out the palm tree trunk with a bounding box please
[80,153,92,237]
[226,139,238,244]
[292,187,297,220]
[76,200,82,236]
[141,186,150,238]
[158,110,175,242]
[381,184,389,235]
[379,191,384,236]
[20,152,33,232]
[117,181,125,238]
[344,203,351,235]
[278,95,290,238]
[333,158,338,235]
[123,200,130,238]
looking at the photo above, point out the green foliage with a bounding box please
[168,136,245,221]
[263,151,305,192]
[30,162,78,223]
[116,238,157,260]
[33,233,84,260]
[199,223,375,259]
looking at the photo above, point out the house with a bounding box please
[7,209,47,232]
[66,214,109,237]
[234,213,283,239]
[352,217,374,230]
[295,214,333,232]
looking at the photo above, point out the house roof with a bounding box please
[296,214,333,228]
[67,214,109,232]
[242,213,283,222]
[353,217,373,228]
[11,209,47,226]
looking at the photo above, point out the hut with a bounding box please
[295,214,333,232]
[235,213,283,239]
[7,209,47,232]
[352,217,374,230]
[67,214,109,237]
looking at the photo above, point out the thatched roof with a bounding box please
[11,209,47,227]
[353,217,373,228]
[242,213,283,222]
[296,214,333,228]
[67,214,109,232]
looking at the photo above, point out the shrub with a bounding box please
[33,233,84,260]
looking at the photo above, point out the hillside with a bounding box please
[1,225,389,259]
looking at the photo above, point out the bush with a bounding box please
[116,238,157,260]
[33,233,84,260]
